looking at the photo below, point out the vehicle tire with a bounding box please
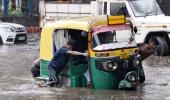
[24,36,27,44]
[0,36,3,44]
[149,36,169,56]
[31,66,40,77]
[139,66,145,83]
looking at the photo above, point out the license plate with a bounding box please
[120,52,128,59]
[18,36,25,40]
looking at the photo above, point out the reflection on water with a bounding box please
[0,34,170,100]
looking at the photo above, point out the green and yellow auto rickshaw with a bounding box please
[39,15,145,89]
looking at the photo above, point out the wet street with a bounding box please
[0,34,170,100]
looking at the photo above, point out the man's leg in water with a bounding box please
[47,65,59,87]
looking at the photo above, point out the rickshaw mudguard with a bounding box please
[118,79,133,89]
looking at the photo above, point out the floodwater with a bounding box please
[0,33,170,100]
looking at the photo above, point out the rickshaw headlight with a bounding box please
[106,61,117,71]
[95,60,117,71]
[133,56,142,68]
[133,59,140,66]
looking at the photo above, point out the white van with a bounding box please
[0,23,27,44]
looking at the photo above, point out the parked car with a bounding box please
[0,22,27,44]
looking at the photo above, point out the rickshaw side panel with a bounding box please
[39,25,55,79]
[66,60,88,76]
[66,60,88,87]
[40,58,88,87]
[40,59,49,79]
[40,26,55,61]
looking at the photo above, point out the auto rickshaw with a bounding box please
[38,15,145,89]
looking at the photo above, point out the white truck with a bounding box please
[39,0,91,27]
[91,0,170,56]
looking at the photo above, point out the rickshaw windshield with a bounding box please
[92,26,137,51]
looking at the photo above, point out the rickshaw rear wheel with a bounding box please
[0,36,3,44]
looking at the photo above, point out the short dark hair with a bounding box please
[67,39,75,47]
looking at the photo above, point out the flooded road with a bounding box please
[0,33,170,100]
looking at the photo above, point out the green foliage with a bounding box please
[0,8,3,16]
[8,7,23,16]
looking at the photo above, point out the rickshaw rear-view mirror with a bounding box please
[134,26,138,34]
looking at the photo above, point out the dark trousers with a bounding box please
[48,65,59,84]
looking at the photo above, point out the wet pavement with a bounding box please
[0,33,170,100]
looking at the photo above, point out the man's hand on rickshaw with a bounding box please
[83,52,88,56]
[138,42,155,51]
[147,42,155,49]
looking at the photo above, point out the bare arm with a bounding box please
[138,42,155,60]
[66,50,87,56]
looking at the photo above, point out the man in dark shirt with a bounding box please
[47,39,87,87]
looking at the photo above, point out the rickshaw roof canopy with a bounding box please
[44,15,125,32]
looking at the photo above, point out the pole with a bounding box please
[3,0,9,16]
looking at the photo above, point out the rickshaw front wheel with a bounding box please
[139,67,145,83]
